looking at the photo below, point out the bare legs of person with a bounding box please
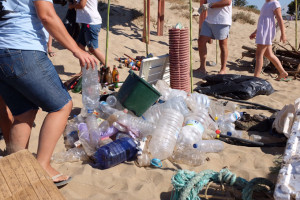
[9,100,73,183]
[219,38,228,74]
[0,96,13,149]
[254,44,288,80]
[197,36,228,75]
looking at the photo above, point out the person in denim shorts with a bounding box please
[0,0,97,187]
[69,0,107,75]
[197,0,232,75]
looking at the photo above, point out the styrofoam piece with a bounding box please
[274,108,300,200]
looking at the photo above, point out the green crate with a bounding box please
[117,70,161,117]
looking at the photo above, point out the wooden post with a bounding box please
[143,0,151,43]
[295,0,298,49]
[157,0,165,36]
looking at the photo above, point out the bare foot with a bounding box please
[275,71,288,81]
[219,69,226,74]
[193,67,207,75]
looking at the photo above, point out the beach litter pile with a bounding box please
[53,68,247,169]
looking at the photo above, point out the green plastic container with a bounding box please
[117,70,161,117]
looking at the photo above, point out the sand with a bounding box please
[1,1,300,199]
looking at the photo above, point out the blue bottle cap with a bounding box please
[227,132,232,136]
[87,109,94,113]
[193,144,198,148]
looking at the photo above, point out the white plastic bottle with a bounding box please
[223,111,243,123]
[148,109,184,160]
[170,142,206,166]
[82,66,101,111]
[163,96,190,116]
[218,120,243,138]
[193,140,224,153]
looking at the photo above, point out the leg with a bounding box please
[197,35,211,74]
[264,45,288,79]
[219,38,228,74]
[0,96,13,146]
[36,100,72,181]
[88,47,106,66]
[9,109,37,152]
[254,44,268,77]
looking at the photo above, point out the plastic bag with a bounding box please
[196,74,274,100]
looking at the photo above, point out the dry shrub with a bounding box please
[232,12,256,25]
[235,6,260,15]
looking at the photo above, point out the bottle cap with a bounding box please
[227,132,232,136]
[87,109,94,113]
[215,129,221,134]
[216,134,220,139]
[193,144,198,148]
[215,117,218,121]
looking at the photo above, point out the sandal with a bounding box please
[275,77,292,82]
[52,173,72,187]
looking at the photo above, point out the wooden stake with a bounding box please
[157,0,165,36]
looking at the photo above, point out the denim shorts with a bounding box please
[77,23,101,49]
[200,21,230,40]
[0,49,71,116]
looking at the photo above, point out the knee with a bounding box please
[61,100,73,113]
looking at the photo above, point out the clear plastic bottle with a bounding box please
[106,95,117,107]
[218,120,243,138]
[142,103,164,124]
[209,100,225,121]
[193,140,224,153]
[185,93,210,112]
[51,147,89,164]
[117,113,156,138]
[169,142,206,166]
[163,96,190,116]
[93,137,138,169]
[223,111,243,123]
[98,101,118,116]
[178,120,205,145]
[82,66,101,111]
[148,109,184,160]
[78,123,95,156]
[86,110,101,148]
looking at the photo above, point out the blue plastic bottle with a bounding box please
[93,137,138,169]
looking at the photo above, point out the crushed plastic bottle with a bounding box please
[78,123,95,156]
[170,142,206,166]
[86,110,101,148]
[148,109,184,160]
[178,120,205,145]
[193,140,224,153]
[82,65,101,111]
[93,137,138,169]
[185,93,210,112]
[51,147,89,164]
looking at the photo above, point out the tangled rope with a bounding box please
[170,169,274,200]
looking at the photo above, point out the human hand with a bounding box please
[280,34,286,44]
[200,3,211,12]
[73,49,98,69]
[249,32,256,40]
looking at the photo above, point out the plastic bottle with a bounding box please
[148,109,184,160]
[112,66,119,84]
[86,110,101,148]
[142,103,164,124]
[93,137,138,169]
[72,77,82,93]
[185,93,210,112]
[106,95,117,107]
[218,120,243,138]
[65,130,79,149]
[82,66,101,111]
[163,96,190,116]
[100,66,106,84]
[117,113,156,138]
[169,142,206,166]
[51,147,89,164]
[98,101,118,116]
[78,123,95,156]
[209,101,225,121]
[223,111,243,123]
[178,120,205,146]
[193,140,224,153]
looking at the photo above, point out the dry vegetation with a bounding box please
[234,6,260,15]
[232,12,256,25]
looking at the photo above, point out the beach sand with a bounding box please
[1,1,299,199]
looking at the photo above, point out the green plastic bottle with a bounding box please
[72,77,82,93]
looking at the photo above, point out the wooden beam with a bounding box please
[157,0,165,36]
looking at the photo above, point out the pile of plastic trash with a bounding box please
[52,67,244,169]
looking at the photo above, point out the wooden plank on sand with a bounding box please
[0,150,65,200]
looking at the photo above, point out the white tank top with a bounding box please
[205,0,232,25]
[76,0,102,25]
